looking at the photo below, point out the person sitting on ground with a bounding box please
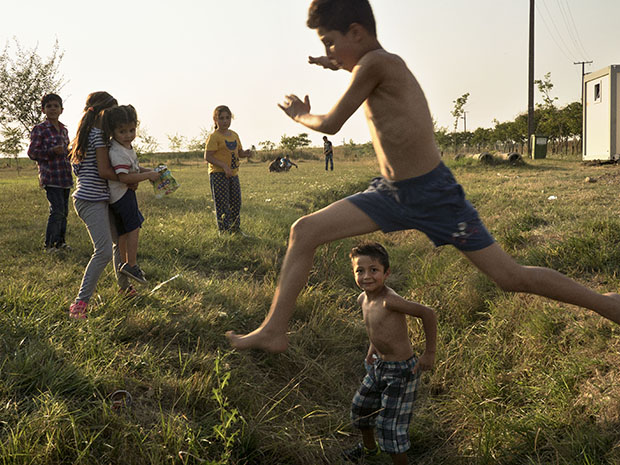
[269,156,284,172]
[280,155,298,170]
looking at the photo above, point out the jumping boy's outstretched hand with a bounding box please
[308,55,339,70]
[278,94,311,121]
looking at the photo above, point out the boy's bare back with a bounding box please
[358,48,441,180]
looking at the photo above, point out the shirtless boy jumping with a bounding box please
[226,0,620,353]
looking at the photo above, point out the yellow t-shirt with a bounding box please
[205,130,242,175]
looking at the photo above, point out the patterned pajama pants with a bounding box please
[209,172,241,232]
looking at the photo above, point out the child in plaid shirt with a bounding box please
[27,93,73,250]
[345,242,437,465]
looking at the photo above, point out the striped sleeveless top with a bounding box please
[72,128,110,202]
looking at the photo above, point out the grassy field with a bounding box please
[1,155,620,464]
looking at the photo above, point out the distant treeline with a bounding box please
[137,141,378,167]
[93,99,585,168]
[436,101,582,158]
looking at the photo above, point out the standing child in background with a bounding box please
[68,92,134,319]
[345,242,436,465]
[204,105,252,234]
[323,135,334,171]
[103,105,160,284]
[27,93,73,251]
[227,0,620,352]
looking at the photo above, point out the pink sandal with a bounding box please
[69,300,88,319]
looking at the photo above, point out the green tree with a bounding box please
[561,102,582,138]
[534,72,558,109]
[187,128,211,152]
[492,119,516,149]
[434,126,452,152]
[279,133,311,152]
[534,72,563,147]
[0,39,64,136]
[134,127,160,155]
[0,126,25,173]
[167,133,186,152]
[470,127,492,151]
[451,92,469,132]
[259,140,276,152]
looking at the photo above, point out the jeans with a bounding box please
[44,186,70,247]
[325,154,333,171]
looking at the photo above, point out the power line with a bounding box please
[555,0,588,60]
[537,0,577,62]
[540,0,577,59]
[562,0,590,59]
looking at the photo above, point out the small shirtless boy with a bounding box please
[345,242,436,465]
[226,0,620,353]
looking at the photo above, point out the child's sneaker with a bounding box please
[119,263,147,284]
[342,442,381,463]
[69,300,88,319]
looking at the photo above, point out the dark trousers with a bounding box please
[45,186,70,247]
[209,172,241,232]
[325,154,333,171]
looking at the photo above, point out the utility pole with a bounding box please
[573,60,593,106]
[574,60,592,155]
[527,0,535,157]
[462,111,467,133]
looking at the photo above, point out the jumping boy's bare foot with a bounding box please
[226,328,289,353]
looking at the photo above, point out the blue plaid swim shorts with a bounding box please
[346,162,495,251]
[351,356,420,454]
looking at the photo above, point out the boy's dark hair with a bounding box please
[101,105,138,142]
[41,93,62,109]
[307,0,376,37]
[350,242,389,271]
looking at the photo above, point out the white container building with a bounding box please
[582,65,619,161]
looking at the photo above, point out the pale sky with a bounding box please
[2,0,619,151]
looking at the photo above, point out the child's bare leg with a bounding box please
[463,243,620,324]
[125,228,139,266]
[118,233,128,264]
[226,199,379,352]
[360,428,377,450]
[360,429,406,464]
[390,452,408,465]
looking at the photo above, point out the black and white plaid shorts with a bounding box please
[351,356,420,454]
